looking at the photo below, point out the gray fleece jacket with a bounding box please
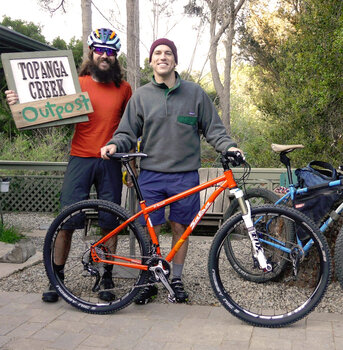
[108,73,237,172]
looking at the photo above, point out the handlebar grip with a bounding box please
[223,150,245,167]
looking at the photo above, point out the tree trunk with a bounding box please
[126,0,141,91]
[206,0,246,134]
[81,0,92,60]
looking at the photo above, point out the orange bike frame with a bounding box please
[90,169,238,270]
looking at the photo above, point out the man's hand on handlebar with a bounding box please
[101,144,117,159]
[225,147,245,167]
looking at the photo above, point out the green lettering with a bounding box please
[22,107,38,122]
[74,98,82,110]
[80,94,91,110]
[39,107,49,118]
[45,102,56,117]
[65,103,74,113]
[55,106,64,119]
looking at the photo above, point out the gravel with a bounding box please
[1,212,342,313]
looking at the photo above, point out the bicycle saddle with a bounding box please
[271,143,304,153]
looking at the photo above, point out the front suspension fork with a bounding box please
[231,188,272,272]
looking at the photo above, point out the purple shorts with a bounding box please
[138,170,200,226]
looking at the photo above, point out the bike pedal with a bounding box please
[168,294,176,303]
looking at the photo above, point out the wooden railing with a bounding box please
[0,161,284,227]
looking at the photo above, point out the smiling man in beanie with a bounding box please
[101,38,243,304]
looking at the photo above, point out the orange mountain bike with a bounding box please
[43,152,331,327]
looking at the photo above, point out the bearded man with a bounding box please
[6,28,132,303]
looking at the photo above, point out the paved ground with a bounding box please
[1,235,343,349]
[0,290,343,350]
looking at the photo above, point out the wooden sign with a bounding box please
[1,50,91,129]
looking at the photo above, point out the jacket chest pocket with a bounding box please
[177,115,198,126]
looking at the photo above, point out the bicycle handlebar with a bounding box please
[106,152,148,160]
[223,150,246,167]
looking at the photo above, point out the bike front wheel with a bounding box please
[43,199,150,314]
[223,188,291,282]
[208,204,331,328]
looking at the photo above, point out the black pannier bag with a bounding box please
[295,160,338,187]
[294,161,343,239]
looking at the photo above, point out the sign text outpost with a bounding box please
[10,93,93,129]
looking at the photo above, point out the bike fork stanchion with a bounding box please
[231,187,272,272]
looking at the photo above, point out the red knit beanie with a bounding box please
[149,38,178,64]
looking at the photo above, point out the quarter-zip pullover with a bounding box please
[108,73,237,172]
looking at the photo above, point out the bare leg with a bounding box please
[170,221,188,265]
[101,229,118,253]
[170,221,189,302]
[54,229,73,265]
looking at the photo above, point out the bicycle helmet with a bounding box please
[87,28,121,52]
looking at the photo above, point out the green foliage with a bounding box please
[52,36,68,50]
[118,53,128,81]
[238,0,343,168]
[68,37,83,69]
[0,127,71,163]
[0,222,24,243]
[140,58,153,86]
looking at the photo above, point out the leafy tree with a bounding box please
[185,0,248,133]
[52,36,68,50]
[67,37,83,69]
[238,0,343,167]
[140,58,153,86]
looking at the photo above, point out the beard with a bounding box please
[89,57,116,83]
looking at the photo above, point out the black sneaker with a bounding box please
[135,284,158,305]
[42,284,59,303]
[171,278,188,303]
[98,271,116,301]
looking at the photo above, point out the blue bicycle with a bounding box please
[223,143,341,283]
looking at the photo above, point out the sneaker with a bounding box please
[98,271,116,301]
[42,284,59,303]
[135,284,158,305]
[171,278,188,303]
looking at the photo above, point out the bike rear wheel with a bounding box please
[208,205,331,327]
[43,199,150,314]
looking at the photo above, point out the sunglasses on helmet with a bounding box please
[93,47,117,57]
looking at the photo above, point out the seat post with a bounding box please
[123,160,144,201]
[280,152,294,186]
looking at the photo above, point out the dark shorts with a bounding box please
[138,170,200,226]
[60,156,122,229]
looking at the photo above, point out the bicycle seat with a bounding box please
[271,143,304,153]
